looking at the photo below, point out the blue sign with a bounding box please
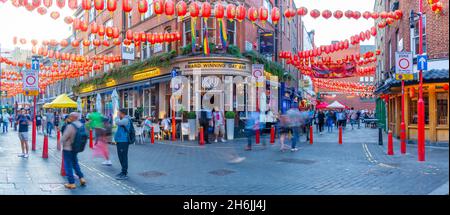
[171,69,177,77]
[31,56,40,71]
[417,55,428,71]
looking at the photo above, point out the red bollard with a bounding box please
[388,131,394,155]
[199,127,205,145]
[42,134,48,159]
[255,129,260,144]
[60,152,66,176]
[270,126,275,144]
[151,126,155,144]
[400,123,406,154]
[309,125,313,145]
[89,129,94,149]
[56,128,61,151]
[338,126,343,145]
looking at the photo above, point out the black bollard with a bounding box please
[378,127,383,145]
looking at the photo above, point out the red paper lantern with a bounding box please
[122,0,132,13]
[93,39,100,47]
[133,32,140,42]
[56,0,64,8]
[176,1,187,18]
[105,26,113,38]
[236,5,246,22]
[90,22,98,34]
[259,7,268,23]
[71,40,80,48]
[107,0,117,13]
[344,10,353,19]
[271,7,280,24]
[380,11,388,19]
[98,24,105,37]
[443,84,449,91]
[126,30,133,40]
[189,1,200,18]
[297,7,308,16]
[37,7,47,15]
[43,0,52,8]
[112,27,119,38]
[310,9,320,19]
[102,40,110,47]
[32,0,41,7]
[353,11,361,19]
[81,0,91,10]
[362,11,371,19]
[370,26,377,36]
[165,0,175,16]
[394,10,403,19]
[378,21,386,28]
[82,39,90,47]
[386,17,394,25]
[138,0,148,14]
[215,3,225,20]
[322,9,332,19]
[79,21,88,32]
[94,0,104,10]
[333,10,343,19]
[371,12,379,19]
[409,88,415,98]
[60,39,68,47]
[248,7,258,23]
[201,2,211,19]
[140,32,146,42]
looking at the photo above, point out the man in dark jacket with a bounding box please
[199,108,212,144]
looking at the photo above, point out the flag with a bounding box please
[191,18,196,53]
[219,19,227,48]
[203,18,210,55]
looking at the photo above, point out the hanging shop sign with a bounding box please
[105,79,117,87]
[80,85,96,93]
[121,43,135,60]
[184,62,247,70]
[132,68,161,81]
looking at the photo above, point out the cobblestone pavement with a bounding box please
[0,126,448,195]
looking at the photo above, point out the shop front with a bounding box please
[376,70,449,144]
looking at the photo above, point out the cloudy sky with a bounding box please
[293,0,376,46]
[0,0,376,50]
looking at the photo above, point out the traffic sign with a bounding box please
[31,56,40,70]
[252,64,264,87]
[395,52,413,80]
[417,54,428,71]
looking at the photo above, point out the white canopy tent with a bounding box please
[326,101,347,109]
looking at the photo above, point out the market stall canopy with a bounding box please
[327,101,347,109]
[316,101,329,109]
[43,94,77,109]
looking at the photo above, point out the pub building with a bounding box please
[375,69,449,144]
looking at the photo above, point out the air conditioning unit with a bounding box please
[391,1,400,11]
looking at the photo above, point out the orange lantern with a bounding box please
[112,27,119,38]
[102,40,110,47]
[248,7,258,23]
[93,39,100,47]
[165,0,175,17]
[140,32,146,42]
[106,26,113,38]
[81,0,91,10]
[176,1,187,18]
[80,21,88,32]
[107,0,117,13]
[133,32,140,42]
[154,0,164,16]
[122,0,132,13]
[138,0,148,14]
[226,4,236,21]
[271,7,280,24]
[94,0,104,11]
[236,5,246,22]
[83,39,91,47]
[71,40,80,48]
[64,16,73,24]
[215,3,225,20]
[443,84,449,91]
[409,88,415,98]
[98,24,105,37]
[126,30,133,40]
[90,22,98,34]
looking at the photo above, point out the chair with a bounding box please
[134,124,144,144]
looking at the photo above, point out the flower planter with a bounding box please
[226,118,235,140]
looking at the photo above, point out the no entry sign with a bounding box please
[395,52,413,80]
[252,64,264,87]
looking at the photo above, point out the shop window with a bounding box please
[226,20,236,45]
[437,93,448,125]
[412,15,427,56]
[409,93,429,124]
[183,19,192,46]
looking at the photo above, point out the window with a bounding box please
[409,93,429,124]
[226,20,236,45]
[141,42,150,59]
[263,0,272,24]
[128,11,133,28]
[412,15,426,55]
[143,0,154,20]
[201,18,216,44]
[183,19,192,46]
[437,93,448,125]
[89,33,95,51]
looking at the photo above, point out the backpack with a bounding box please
[71,123,88,153]
[121,119,136,144]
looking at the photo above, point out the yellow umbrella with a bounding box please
[43,103,51,108]
[44,94,77,109]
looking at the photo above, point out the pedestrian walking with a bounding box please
[326,111,334,133]
[199,108,212,144]
[244,111,260,151]
[114,109,133,180]
[286,107,304,151]
[61,112,87,189]
[1,111,10,133]
[317,110,325,134]
[36,113,42,134]
[92,117,112,166]
[54,112,60,133]
[45,110,54,137]
[212,107,226,143]
[349,107,359,130]
[278,113,290,151]
[16,109,31,158]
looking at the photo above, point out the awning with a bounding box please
[43,94,77,109]
[327,101,348,109]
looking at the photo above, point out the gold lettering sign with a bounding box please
[185,62,247,70]
[105,79,117,87]
[80,85,96,93]
[132,68,161,81]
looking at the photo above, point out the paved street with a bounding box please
[0,126,447,195]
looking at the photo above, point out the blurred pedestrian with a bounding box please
[244,111,260,151]
[93,117,112,166]
[16,109,31,158]
[1,111,10,133]
[212,107,226,143]
[326,110,334,133]
[278,113,290,151]
[114,109,132,180]
[317,110,325,134]
[199,108,212,144]
[36,113,42,134]
[45,110,54,137]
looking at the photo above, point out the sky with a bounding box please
[0,0,376,50]
[0,2,74,51]
[293,0,376,46]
